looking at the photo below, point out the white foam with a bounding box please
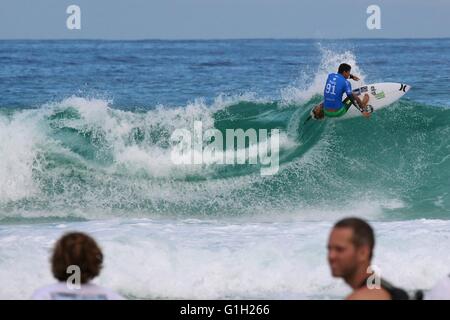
[1,218,449,299]
[281,47,366,105]
[50,95,270,179]
[0,111,47,202]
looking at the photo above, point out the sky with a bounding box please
[0,0,449,39]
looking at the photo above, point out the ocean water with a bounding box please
[0,39,449,299]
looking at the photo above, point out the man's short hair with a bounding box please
[338,63,352,74]
[334,217,375,260]
[51,232,103,284]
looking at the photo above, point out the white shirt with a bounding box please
[31,282,125,300]
[425,275,450,300]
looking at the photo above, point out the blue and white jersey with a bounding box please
[323,73,353,109]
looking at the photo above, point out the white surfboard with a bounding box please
[343,82,411,118]
[310,82,411,120]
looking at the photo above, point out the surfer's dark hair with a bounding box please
[51,232,103,284]
[338,63,352,74]
[334,217,375,260]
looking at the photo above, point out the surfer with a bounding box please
[313,63,371,120]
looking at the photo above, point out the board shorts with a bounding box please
[324,98,353,118]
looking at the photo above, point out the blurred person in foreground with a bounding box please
[327,217,409,300]
[32,232,124,300]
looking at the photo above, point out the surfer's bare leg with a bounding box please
[313,102,324,120]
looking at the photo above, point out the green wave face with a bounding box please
[0,96,449,220]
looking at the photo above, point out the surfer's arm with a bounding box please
[350,93,371,118]
[349,74,360,81]
[350,93,365,110]
[345,80,369,117]
[346,80,366,112]
[345,81,361,110]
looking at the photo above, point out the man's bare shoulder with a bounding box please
[346,287,391,300]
